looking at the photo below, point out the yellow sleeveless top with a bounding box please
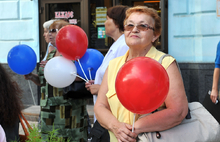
[106,46,175,142]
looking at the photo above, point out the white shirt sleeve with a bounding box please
[0,125,6,142]
[92,34,129,122]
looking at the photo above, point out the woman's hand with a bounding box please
[210,90,218,104]
[85,80,94,91]
[89,84,100,95]
[111,122,137,142]
[23,72,41,86]
[85,80,100,95]
[24,73,33,80]
[40,60,48,68]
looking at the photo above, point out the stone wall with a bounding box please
[0,0,39,63]
[2,64,39,106]
[180,63,215,103]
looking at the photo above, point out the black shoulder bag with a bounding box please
[63,81,93,99]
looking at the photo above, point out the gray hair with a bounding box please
[43,19,57,31]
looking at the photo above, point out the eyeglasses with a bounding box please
[124,24,154,31]
[49,29,58,33]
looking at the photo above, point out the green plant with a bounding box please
[26,124,41,142]
[26,124,70,142]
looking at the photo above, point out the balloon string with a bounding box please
[88,69,92,80]
[132,113,136,132]
[72,73,87,82]
[28,80,36,105]
[77,59,89,81]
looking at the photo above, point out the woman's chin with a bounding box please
[127,42,141,48]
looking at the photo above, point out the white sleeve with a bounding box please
[0,125,6,142]
[115,44,129,57]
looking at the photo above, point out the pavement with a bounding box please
[19,105,94,135]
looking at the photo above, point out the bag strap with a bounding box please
[153,54,191,139]
[158,54,182,77]
[158,54,191,120]
[19,112,33,136]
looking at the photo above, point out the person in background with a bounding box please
[24,20,89,141]
[210,41,220,103]
[36,19,58,128]
[0,63,23,141]
[85,5,129,141]
[94,6,188,142]
[86,5,129,120]
[42,19,57,61]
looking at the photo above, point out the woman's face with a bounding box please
[104,16,117,37]
[48,25,59,46]
[124,12,158,49]
[43,28,49,43]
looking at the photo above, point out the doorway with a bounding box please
[39,0,89,60]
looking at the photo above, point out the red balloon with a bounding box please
[56,25,88,60]
[115,57,169,114]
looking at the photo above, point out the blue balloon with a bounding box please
[7,44,37,75]
[75,49,104,80]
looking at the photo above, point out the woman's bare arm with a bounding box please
[210,68,220,103]
[95,67,119,129]
[134,61,188,134]
[95,67,137,141]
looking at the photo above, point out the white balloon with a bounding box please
[44,56,77,88]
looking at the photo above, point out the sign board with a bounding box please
[217,0,220,17]
[69,19,77,24]
[97,27,106,38]
[55,11,74,19]
[96,7,107,25]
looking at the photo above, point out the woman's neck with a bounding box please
[126,45,152,62]
[49,42,55,46]
[111,30,123,41]
[55,50,62,57]
[48,45,56,53]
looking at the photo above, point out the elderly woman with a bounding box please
[94,6,188,142]
[25,20,88,141]
[42,19,57,61]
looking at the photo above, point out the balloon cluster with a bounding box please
[7,25,104,88]
[115,57,169,114]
